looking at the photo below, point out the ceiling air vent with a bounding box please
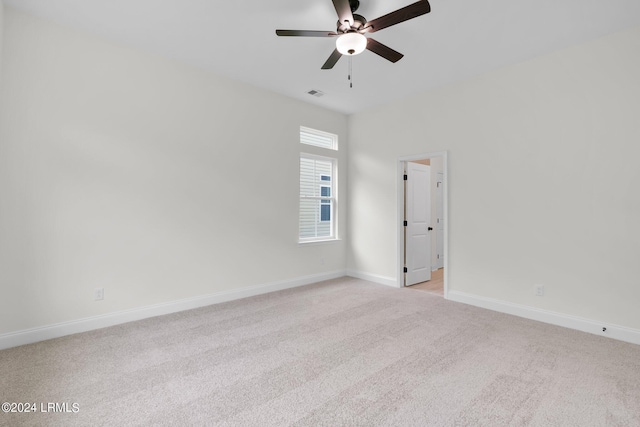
[307,89,325,98]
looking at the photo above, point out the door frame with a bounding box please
[396,151,449,297]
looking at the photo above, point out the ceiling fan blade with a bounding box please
[366,38,404,63]
[276,30,338,37]
[332,0,354,27]
[364,0,431,33]
[321,49,343,69]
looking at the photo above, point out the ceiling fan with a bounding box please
[275,0,431,70]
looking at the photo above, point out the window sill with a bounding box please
[298,238,341,246]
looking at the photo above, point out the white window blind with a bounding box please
[300,126,338,150]
[299,155,336,241]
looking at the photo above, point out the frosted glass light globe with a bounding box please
[336,33,367,55]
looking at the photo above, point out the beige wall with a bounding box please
[348,26,640,330]
[0,8,347,334]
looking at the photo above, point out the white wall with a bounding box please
[0,0,4,86]
[3,5,639,343]
[348,26,640,331]
[0,8,347,335]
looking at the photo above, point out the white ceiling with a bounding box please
[5,0,640,114]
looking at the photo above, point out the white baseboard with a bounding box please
[346,270,398,288]
[447,290,640,346]
[0,270,347,350]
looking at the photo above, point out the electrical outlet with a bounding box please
[534,284,544,297]
[94,288,104,301]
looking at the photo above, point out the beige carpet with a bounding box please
[1,277,639,426]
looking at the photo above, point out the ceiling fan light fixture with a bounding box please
[336,32,367,56]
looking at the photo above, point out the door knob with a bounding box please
[428,227,433,231]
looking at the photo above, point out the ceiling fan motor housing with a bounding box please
[337,14,367,33]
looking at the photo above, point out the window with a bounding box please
[299,127,338,242]
[300,155,336,241]
[300,126,338,150]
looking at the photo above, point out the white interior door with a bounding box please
[436,171,445,269]
[405,162,431,286]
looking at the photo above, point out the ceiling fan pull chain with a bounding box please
[349,56,353,88]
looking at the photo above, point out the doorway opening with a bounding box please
[397,151,448,298]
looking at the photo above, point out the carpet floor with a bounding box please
[1,277,639,426]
